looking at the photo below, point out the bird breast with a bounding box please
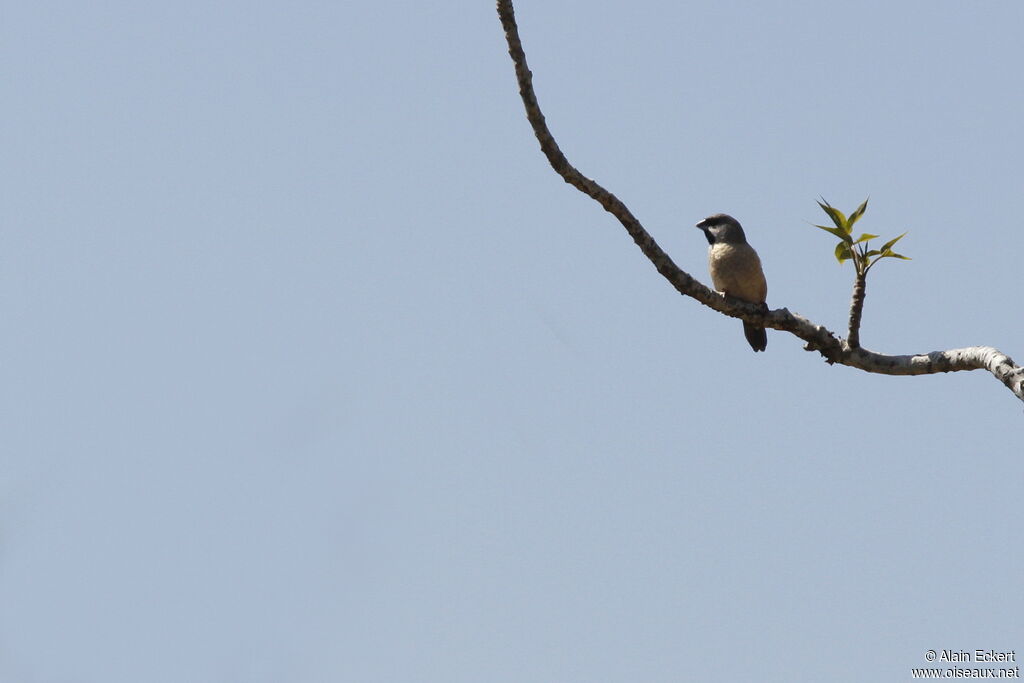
[708,243,767,303]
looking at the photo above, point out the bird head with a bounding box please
[695,214,747,245]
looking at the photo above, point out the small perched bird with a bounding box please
[695,214,768,352]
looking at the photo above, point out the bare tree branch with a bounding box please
[847,272,866,349]
[496,0,1024,404]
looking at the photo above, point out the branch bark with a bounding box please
[847,272,866,349]
[496,0,1024,405]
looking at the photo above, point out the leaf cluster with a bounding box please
[814,198,910,276]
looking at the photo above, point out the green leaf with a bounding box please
[834,241,852,263]
[817,199,849,232]
[864,249,881,258]
[853,233,879,244]
[870,252,911,268]
[847,197,869,227]
[814,224,854,242]
[879,232,907,253]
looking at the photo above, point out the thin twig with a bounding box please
[847,272,866,348]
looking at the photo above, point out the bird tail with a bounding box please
[743,322,767,352]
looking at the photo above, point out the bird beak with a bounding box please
[695,220,708,230]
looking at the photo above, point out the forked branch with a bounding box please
[496,0,1024,404]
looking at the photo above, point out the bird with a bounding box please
[695,214,768,352]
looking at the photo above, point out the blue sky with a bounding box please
[3,2,1022,682]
